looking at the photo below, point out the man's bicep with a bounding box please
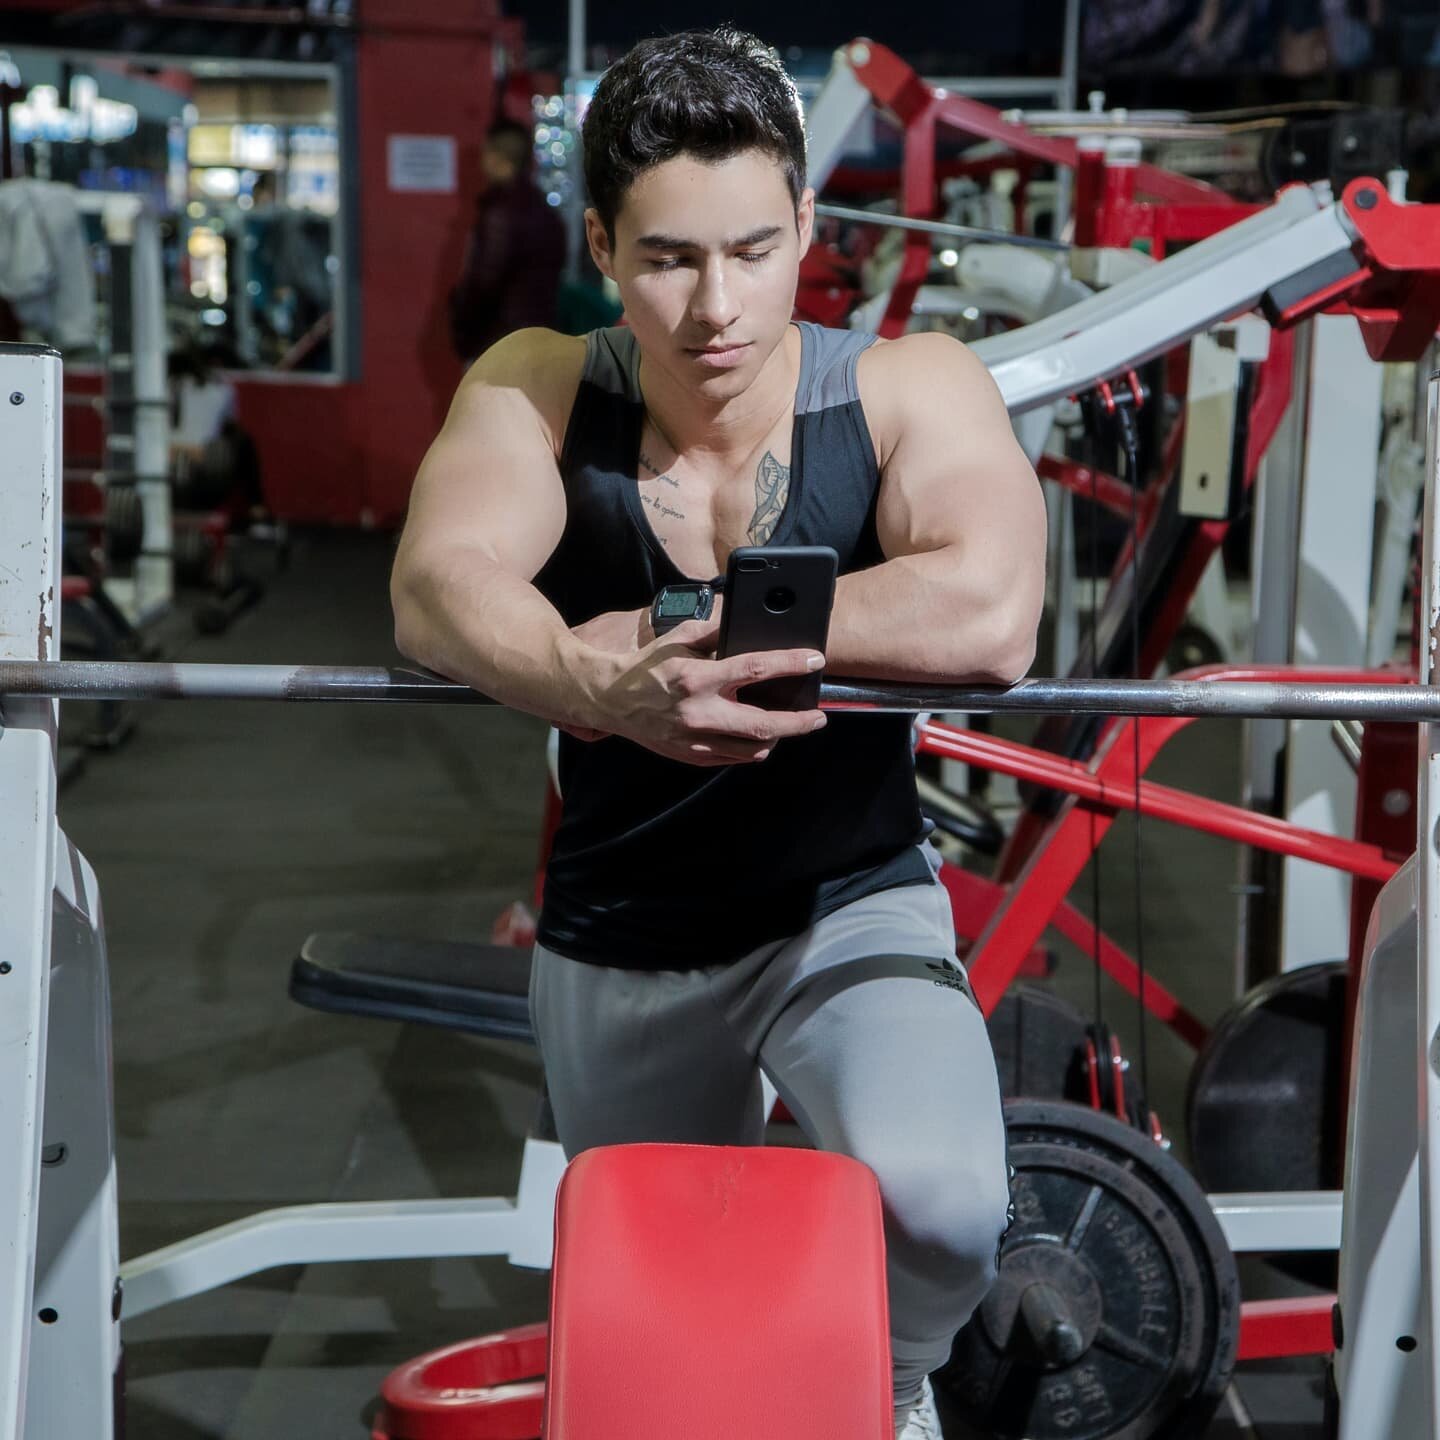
[400,376,568,583]
[875,337,1042,559]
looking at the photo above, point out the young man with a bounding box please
[393,28,1046,1439]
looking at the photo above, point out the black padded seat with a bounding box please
[290,932,535,1044]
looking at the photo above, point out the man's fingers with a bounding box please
[661,613,723,652]
[682,697,827,744]
[733,706,827,742]
[679,734,774,765]
[714,647,825,693]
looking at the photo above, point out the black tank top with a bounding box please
[535,323,929,967]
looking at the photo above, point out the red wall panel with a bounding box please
[233,380,369,522]
[237,1,504,527]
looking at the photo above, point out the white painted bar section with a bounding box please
[1418,371,1440,1436]
[1281,315,1382,972]
[0,346,62,1440]
[1210,1191,1342,1253]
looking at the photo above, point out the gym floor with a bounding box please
[57,533,1327,1439]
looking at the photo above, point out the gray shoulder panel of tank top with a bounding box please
[794,322,877,417]
[585,326,643,401]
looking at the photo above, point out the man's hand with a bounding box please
[570,606,655,655]
[590,614,827,766]
[560,607,655,741]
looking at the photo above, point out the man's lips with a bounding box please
[687,342,751,367]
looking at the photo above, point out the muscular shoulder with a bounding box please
[856,331,1003,469]
[455,327,588,456]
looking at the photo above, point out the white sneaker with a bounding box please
[894,1377,944,1440]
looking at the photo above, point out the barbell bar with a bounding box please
[0,660,1437,723]
[812,202,1071,253]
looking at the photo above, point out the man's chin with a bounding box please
[676,347,760,391]
[689,368,756,401]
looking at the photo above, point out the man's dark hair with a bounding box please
[582,28,807,237]
[486,119,535,175]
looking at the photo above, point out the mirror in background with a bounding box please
[185,73,339,374]
[1,52,344,377]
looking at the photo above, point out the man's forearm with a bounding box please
[392,550,613,729]
[825,549,1040,685]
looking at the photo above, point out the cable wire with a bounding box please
[1117,403,1151,1121]
[1087,435,1104,1030]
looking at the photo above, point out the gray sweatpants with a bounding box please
[529,849,1010,1411]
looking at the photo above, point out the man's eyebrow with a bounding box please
[635,225,784,250]
[730,225,783,247]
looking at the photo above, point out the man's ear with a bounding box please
[795,186,815,260]
[585,208,616,280]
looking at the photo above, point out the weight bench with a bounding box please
[289,932,534,1045]
[542,1144,892,1440]
[290,935,895,1440]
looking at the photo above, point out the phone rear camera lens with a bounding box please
[738,557,767,573]
[764,586,796,614]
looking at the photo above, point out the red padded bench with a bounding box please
[544,1144,892,1440]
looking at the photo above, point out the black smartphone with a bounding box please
[717,545,838,710]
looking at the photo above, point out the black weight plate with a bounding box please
[105,484,144,564]
[1186,961,1347,1195]
[937,1100,1240,1440]
[173,525,209,586]
[987,983,1089,1100]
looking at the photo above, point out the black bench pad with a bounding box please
[290,932,534,1045]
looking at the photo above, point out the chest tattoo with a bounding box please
[747,450,790,546]
[638,448,680,489]
[640,491,685,535]
[637,446,686,547]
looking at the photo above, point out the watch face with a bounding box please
[659,590,700,619]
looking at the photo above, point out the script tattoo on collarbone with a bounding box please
[638,449,680,488]
[637,447,683,547]
[748,450,789,546]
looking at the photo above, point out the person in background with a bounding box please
[448,119,567,364]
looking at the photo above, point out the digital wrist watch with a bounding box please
[650,579,722,636]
